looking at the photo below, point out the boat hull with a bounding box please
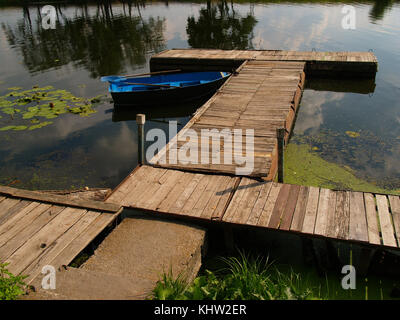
[110,76,228,106]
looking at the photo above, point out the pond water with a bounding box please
[0,0,399,192]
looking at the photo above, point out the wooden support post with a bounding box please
[136,114,146,165]
[276,128,285,183]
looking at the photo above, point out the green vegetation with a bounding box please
[151,252,318,300]
[0,262,27,300]
[0,86,104,131]
[284,143,400,195]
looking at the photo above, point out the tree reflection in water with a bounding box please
[2,2,166,77]
[186,0,257,50]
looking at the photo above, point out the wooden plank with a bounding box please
[230,179,265,224]
[302,186,320,234]
[0,205,65,262]
[376,195,397,247]
[290,186,309,232]
[0,185,120,213]
[181,174,214,214]
[279,184,301,230]
[364,193,381,245]
[268,184,291,229]
[124,167,168,207]
[169,174,204,214]
[0,198,21,221]
[191,175,225,218]
[0,202,42,239]
[223,178,251,223]
[145,170,185,211]
[257,183,282,227]
[34,212,118,284]
[23,210,102,283]
[247,182,273,226]
[348,192,369,243]
[106,165,150,203]
[0,200,31,225]
[156,172,195,213]
[6,207,88,275]
[200,175,233,219]
[315,189,336,236]
[326,191,350,240]
[388,195,400,247]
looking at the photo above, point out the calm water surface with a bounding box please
[0,1,399,190]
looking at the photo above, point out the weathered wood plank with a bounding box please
[315,189,336,236]
[247,182,273,226]
[0,185,120,213]
[349,192,369,243]
[35,212,118,284]
[279,184,301,230]
[23,210,102,283]
[257,182,282,227]
[6,207,88,275]
[230,179,265,225]
[290,186,309,232]
[388,195,400,247]
[268,184,291,228]
[0,204,59,260]
[376,195,397,247]
[302,186,320,234]
[364,193,381,245]
[0,200,31,226]
[0,198,22,221]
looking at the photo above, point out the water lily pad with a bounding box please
[0,125,28,131]
[345,131,360,138]
[29,121,53,130]
[0,86,105,131]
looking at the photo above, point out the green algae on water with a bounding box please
[0,86,105,131]
[284,143,400,195]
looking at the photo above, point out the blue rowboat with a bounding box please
[101,71,231,106]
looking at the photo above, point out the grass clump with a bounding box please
[0,262,27,300]
[151,252,317,300]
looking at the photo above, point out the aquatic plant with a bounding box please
[0,262,27,300]
[284,143,399,195]
[0,86,105,131]
[151,252,316,300]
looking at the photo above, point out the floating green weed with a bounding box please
[345,131,360,138]
[284,143,400,195]
[0,125,28,131]
[28,121,53,130]
[0,86,105,131]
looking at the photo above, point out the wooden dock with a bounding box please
[108,165,400,251]
[150,60,305,178]
[106,48,390,252]
[0,186,122,284]
[0,48,385,287]
[150,49,378,78]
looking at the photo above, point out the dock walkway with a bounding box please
[108,165,400,251]
[0,186,122,284]
[150,49,378,77]
[107,49,392,252]
[151,60,305,178]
